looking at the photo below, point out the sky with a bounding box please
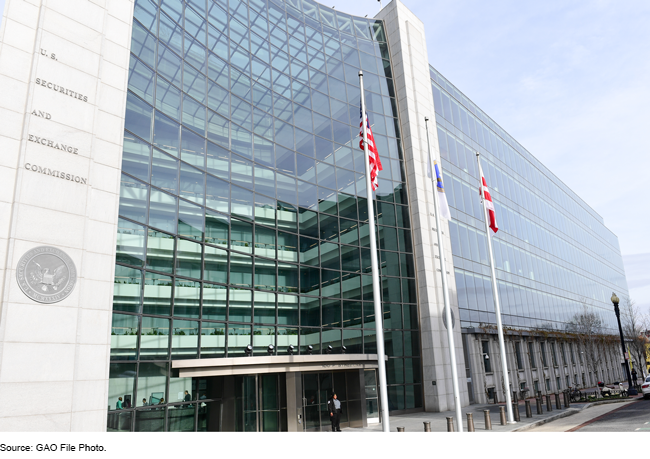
[340,0,650,317]
[0,0,647,316]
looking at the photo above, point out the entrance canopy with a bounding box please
[173,354,381,377]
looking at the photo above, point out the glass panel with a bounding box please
[137,361,168,407]
[167,404,195,432]
[140,317,170,360]
[108,363,136,415]
[119,175,149,224]
[143,272,172,316]
[228,323,252,357]
[122,131,151,182]
[113,265,142,313]
[202,283,227,321]
[146,229,175,274]
[174,279,201,318]
[171,319,199,359]
[111,313,139,361]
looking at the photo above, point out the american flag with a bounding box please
[359,107,383,191]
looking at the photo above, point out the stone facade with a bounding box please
[0,0,134,431]
[465,330,626,404]
[377,0,469,412]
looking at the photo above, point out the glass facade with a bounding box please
[430,66,629,334]
[110,0,420,430]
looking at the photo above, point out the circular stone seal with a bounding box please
[15,246,77,304]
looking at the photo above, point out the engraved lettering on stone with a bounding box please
[35,78,88,102]
[40,49,57,61]
[31,110,52,120]
[16,246,77,304]
[24,163,88,185]
[28,134,78,154]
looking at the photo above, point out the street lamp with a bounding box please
[611,292,638,395]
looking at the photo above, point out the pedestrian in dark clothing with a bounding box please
[328,393,342,432]
[631,369,638,388]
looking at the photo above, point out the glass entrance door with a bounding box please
[302,371,349,431]
[235,373,286,431]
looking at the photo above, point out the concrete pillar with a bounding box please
[446,417,455,432]
[286,372,303,432]
[483,410,492,430]
[466,413,475,432]
[512,403,520,422]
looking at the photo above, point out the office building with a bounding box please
[0,0,629,431]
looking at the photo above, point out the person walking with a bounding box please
[631,368,638,389]
[116,397,123,410]
[328,393,342,432]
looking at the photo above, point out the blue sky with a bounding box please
[1,0,648,316]
[343,0,650,316]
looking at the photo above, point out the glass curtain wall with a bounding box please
[110,0,421,431]
[429,66,628,334]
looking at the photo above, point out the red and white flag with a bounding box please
[477,159,498,233]
[359,106,383,191]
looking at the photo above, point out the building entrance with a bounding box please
[301,370,374,431]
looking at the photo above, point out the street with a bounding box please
[526,399,650,432]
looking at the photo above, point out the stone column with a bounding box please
[0,0,134,431]
[376,0,468,413]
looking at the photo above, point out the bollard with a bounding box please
[499,406,506,425]
[546,394,552,412]
[512,391,518,404]
[423,421,431,432]
[555,393,561,410]
[446,417,455,432]
[483,410,492,430]
[536,397,543,415]
[467,413,475,432]
[512,402,520,422]
[396,426,405,432]
[525,400,532,418]
[563,391,569,407]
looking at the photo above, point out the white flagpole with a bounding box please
[476,152,515,424]
[359,70,390,432]
[424,117,463,432]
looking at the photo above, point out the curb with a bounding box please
[513,408,581,432]
[512,397,640,432]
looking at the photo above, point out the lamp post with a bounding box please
[611,292,638,395]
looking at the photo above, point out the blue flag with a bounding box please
[428,157,451,220]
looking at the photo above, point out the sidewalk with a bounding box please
[344,393,643,433]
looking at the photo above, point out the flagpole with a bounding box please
[424,117,464,431]
[476,152,515,424]
[359,70,390,432]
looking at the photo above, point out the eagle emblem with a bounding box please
[16,246,77,304]
[30,262,66,292]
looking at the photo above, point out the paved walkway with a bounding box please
[343,394,643,433]
[524,400,638,432]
